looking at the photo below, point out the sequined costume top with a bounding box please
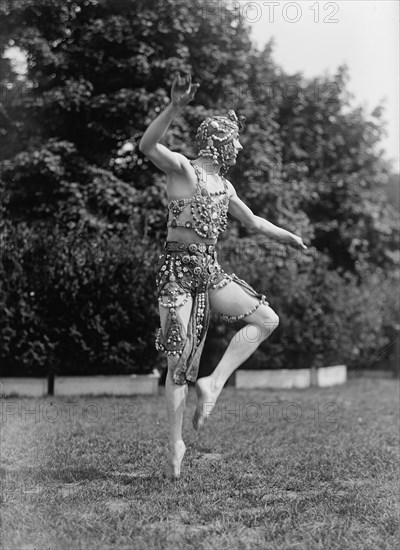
[166,161,230,239]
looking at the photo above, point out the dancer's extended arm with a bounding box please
[139,73,199,174]
[227,182,307,250]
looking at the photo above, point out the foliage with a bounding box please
[208,236,395,370]
[0,0,398,374]
[0,219,161,375]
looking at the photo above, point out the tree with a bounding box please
[1,0,398,375]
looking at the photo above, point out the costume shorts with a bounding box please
[155,241,269,384]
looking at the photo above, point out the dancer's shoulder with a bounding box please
[141,143,190,175]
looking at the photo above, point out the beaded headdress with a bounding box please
[196,110,246,174]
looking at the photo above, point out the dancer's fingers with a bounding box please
[189,83,200,99]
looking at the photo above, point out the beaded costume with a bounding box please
[155,111,269,385]
[167,162,229,239]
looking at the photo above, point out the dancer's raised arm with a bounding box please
[139,73,199,174]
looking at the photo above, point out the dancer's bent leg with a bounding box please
[159,294,193,478]
[193,281,279,430]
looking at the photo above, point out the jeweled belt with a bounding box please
[164,241,217,254]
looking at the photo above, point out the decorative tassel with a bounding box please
[162,307,186,355]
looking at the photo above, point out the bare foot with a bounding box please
[164,439,186,480]
[192,376,222,431]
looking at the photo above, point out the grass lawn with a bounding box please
[1,376,399,550]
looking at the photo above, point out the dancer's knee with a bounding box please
[255,306,280,340]
[166,356,179,376]
[166,358,189,386]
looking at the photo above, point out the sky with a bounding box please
[245,0,399,172]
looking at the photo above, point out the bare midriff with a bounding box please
[166,226,218,245]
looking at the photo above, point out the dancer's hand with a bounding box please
[171,72,200,108]
[289,234,308,250]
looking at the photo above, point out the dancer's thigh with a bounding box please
[208,280,275,324]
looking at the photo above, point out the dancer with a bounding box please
[139,73,307,479]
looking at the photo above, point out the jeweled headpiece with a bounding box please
[196,110,246,174]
